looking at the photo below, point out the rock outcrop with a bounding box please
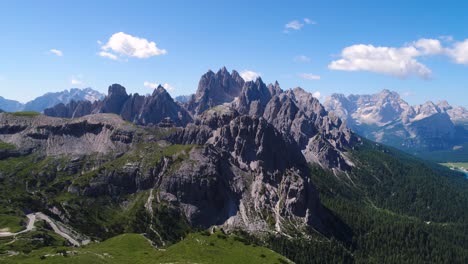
[45,84,192,127]
[186,67,245,116]
[0,113,135,156]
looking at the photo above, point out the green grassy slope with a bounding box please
[2,232,290,264]
[0,214,24,233]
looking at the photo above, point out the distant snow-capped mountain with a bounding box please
[0,88,104,113]
[323,90,468,152]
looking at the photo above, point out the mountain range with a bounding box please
[0,88,104,112]
[323,89,468,154]
[0,68,467,263]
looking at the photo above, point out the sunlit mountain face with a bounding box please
[0,2,467,264]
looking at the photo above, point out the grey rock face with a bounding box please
[45,84,193,127]
[93,84,130,115]
[157,115,327,232]
[0,113,135,156]
[262,88,354,170]
[44,100,94,118]
[187,67,245,116]
[233,78,280,116]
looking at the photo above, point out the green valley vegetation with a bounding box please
[0,131,467,263]
[1,232,290,264]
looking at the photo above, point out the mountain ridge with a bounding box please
[0,88,104,113]
[323,89,468,152]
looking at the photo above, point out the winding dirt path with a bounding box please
[0,212,80,246]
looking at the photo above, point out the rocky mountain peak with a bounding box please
[188,67,245,116]
[152,85,168,96]
[45,83,192,127]
[108,84,128,97]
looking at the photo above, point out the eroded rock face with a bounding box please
[233,78,280,116]
[78,115,326,233]
[30,68,365,236]
[187,67,245,116]
[45,84,192,127]
[0,113,135,156]
[167,116,327,233]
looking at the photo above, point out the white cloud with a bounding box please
[294,55,311,62]
[162,83,175,91]
[99,32,167,60]
[303,18,316,25]
[98,51,118,60]
[413,38,444,55]
[329,37,468,78]
[299,73,321,80]
[447,39,468,64]
[312,91,321,99]
[49,49,63,57]
[328,42,433,79]
[143,81,158,89]
[285,20,304,31]
[144,82,175,91]
[240,70,261,81]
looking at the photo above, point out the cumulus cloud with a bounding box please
[240,70,261,81]
[329,38,468,78]
[447,39,468,64]
[312,91,321,99]
[99,32,167,60]
[299,73,321,80]
[328,41,436,79]
[294,55,311,63]
[49,49,63,57]
[413,38,444,55]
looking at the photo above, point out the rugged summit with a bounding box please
[45,84,192,126]
[35,67,360,235]
[186,67,245,115]
[2,68,468,264]
[45,68,355,171]
[324,90,467,152]
[0,110,330,236]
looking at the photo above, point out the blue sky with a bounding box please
[0,0,467,107]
